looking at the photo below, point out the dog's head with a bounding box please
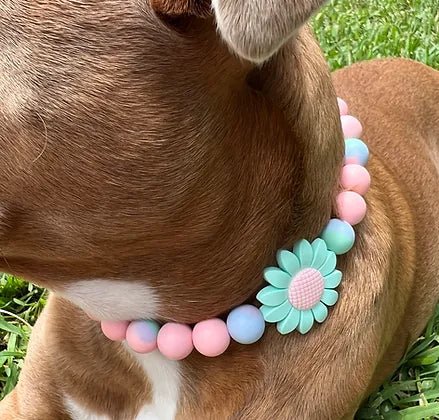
[0,0,339,323]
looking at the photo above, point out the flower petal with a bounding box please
[293,239,313,268]
[298,309,314,334]
[260,301,292,323]
[321,289,339,306]
[324,270,342,289]
[276,250,300,276]
[263,267,291,288]
[276,307,300,335]
[319,251,337,276]
[256,286,287,306]
[311,238,328,269]
[312,302,328,323]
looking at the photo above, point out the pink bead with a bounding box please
[336,191,367,225]
[341,164,371,196]
[192,319,230,357]
[157,323,194,360]
[101,320,129,342]
[337,98,348,116]
[341,115,363,139]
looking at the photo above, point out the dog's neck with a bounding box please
[145,27,344,324]
[101,69,365,359]
[256,27,344,237]
[0,26,343,327]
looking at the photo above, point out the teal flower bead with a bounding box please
[257,239,342,335]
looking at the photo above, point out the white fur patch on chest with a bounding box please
[64,397,111,420]
[58,279,160,321]
[130,350,181,420]
[64,350,180,420]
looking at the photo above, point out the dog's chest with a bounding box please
[65,351,181,420]
[132,351,181,419]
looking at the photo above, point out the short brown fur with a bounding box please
[0,0,438,418]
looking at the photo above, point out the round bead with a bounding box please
[226,305,265,344]
[192,319,230,357]
[157,323,194,360]
[336,191,367,226]
[337,98,348,116]
[341,115,363,139]
[341,164,371,196]
[101,320,129,342]
[321,219,356,255]
[345,138,369,166]
[125,320,160,354]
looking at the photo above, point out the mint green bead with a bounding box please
[321,219,355,255]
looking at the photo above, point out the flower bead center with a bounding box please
[288,268,325,310]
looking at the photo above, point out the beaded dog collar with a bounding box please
[100,98,370,361]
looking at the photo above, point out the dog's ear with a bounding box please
[212,0,328,63]
[150,0,212,17]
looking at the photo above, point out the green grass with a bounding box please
[312,1,438,417]
[1,0,438,417]
[313,0,439,70]
[0,276,46,398]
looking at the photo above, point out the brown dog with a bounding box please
[1,0,438,418]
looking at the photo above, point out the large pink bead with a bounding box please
[337,98,348,116]
[341,164,371,196]
[192,319,230,357]
[157,323,194,360]
[101,320,129,342]
[336,191,367,225]
[341,115,363,139]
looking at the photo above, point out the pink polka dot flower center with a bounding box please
[257,239,342,335]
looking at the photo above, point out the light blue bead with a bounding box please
[226,305,265,344]
[321,219,355,255]
[132,320,160,343]
[345,138,369,166]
